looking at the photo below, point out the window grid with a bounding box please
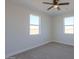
[64,16,74,34]
[30,14,40,35]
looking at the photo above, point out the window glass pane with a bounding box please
[30,25,39,35]
[64,17,74,25]
[65,26,74,34]
[30,15,39,25]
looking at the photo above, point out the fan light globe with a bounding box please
[54,5,58,8]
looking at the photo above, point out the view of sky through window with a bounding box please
[64,17,74,25]
[30,15,39,25]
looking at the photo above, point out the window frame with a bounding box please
[64,16,74,34]
[29,14,41,35]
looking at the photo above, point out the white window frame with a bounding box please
[64,16,74,34]
[29,14,41,35]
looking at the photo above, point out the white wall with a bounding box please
[50,13,74,46]
[5,1,52,57]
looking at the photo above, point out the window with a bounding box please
[64,16,74,34]
[30,14,40,35]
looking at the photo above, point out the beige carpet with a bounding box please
[9,42,74,59]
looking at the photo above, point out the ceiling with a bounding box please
[8,0,74,16]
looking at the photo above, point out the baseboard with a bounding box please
[6,41,51,58]
[51,41,74,47]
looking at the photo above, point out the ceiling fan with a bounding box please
[42,0,69,10]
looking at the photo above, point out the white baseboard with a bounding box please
[51,41,74,46]
[6,41,51,58]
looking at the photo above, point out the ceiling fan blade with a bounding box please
[47,6,54,10]
[58,2,69,5]
[43,2,53,5]
[57,7,60,10]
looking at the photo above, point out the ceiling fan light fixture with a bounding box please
[54,5,58,8]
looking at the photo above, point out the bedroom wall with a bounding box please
[5,1,52,57]
[50,13,74,46]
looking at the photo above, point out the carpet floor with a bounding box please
[10,42,74,59]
